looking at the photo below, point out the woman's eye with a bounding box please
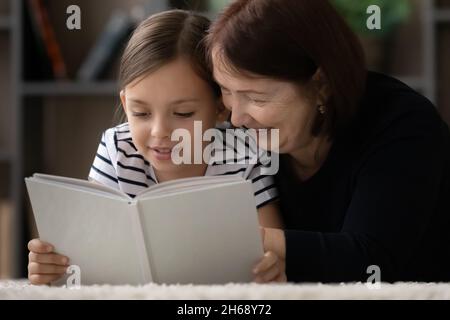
[174,112,195,118]
[251,98,266,105]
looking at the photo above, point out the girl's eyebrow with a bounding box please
[128,98,148,105]
[127,98,200,106]
[170,98,200,105]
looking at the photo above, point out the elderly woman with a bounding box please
[207,0,450,283]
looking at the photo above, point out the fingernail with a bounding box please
[46,245,52,252]
[62,257,68,264]
[253,268,259,274]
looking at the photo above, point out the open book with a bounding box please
[25,173,264,286]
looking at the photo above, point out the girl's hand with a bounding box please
[27,239,70,285]
[252,228,287,283]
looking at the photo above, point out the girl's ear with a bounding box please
[216,99,230,124]
[120,90,127,113]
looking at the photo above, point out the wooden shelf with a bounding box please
[435,9,450,23]
[21,81,119,96]
[0,149,10,162]
[0,16,11,30]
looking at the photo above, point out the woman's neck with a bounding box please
[288,135,333,181]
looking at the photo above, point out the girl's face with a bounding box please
[212,50,320,154]
[121,57,226,179]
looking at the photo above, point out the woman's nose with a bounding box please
[230,103,253,128]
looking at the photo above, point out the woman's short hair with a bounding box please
[206,0,367,137]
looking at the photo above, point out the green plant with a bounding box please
[331,0,411,38]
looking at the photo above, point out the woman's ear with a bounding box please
[311,68,330,105]
[216,99,230,123]
[120,90,127,113]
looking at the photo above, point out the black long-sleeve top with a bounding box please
[275,72,450,283]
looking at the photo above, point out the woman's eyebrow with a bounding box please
[221,85,267,95]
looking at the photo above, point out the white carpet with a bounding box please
[1,280,450,299]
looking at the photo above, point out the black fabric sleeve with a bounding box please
[284,99,447,283]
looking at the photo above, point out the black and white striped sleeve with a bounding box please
[88,129,120,189]
[247,163,279,209]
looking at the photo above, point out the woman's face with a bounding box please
[212,52,319,154]
[121,57,224,176]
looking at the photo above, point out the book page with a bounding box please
[25,178,149,285]
[31,173,129,200]
[137,179,263,284]
[135,175,244,199]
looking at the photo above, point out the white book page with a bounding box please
[25,178,148,285]
[137,180,263,284]
[31,173,129,200]
[136,175,244,199]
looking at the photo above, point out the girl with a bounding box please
[27,10,283,285]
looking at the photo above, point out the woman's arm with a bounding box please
[284,102,450,283]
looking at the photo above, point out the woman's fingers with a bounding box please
[254,263,280,283]
[29,273,64,285]
[28,262,68,275]
[274,272,287,282]
[29,252,69,266]
[253,251,278,275]
[27,239,53,254]
[253,251,287,283]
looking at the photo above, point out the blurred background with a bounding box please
[0,0,449,279]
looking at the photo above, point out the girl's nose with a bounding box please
[151,118,171,139]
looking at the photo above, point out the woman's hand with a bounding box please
[252,228,287,283]
[27,239,70,285]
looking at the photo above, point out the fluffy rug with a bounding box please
[1,280,450,299]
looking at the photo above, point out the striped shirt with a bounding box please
[88,122,278,209]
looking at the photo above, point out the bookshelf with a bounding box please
[22,81,118,96]
[0,0,449,279]
[0,15,10,29]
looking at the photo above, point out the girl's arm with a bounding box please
[257,201,284,229]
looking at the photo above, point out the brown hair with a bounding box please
[115,9,220,123]
[206,0,367,137]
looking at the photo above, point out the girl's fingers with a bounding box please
[27,239,53,254]
[29,252,69,266]
[253,251,278,275]
[28,262,68,275]
[29,273,64,285]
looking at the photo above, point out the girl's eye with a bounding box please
[220,87,231,95]
[174,112,195,118]
[132,112,150,117]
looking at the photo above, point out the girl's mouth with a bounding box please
[149,147,172,161]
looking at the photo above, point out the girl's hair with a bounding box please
[114,9,220,124]
[206,0,367,138]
